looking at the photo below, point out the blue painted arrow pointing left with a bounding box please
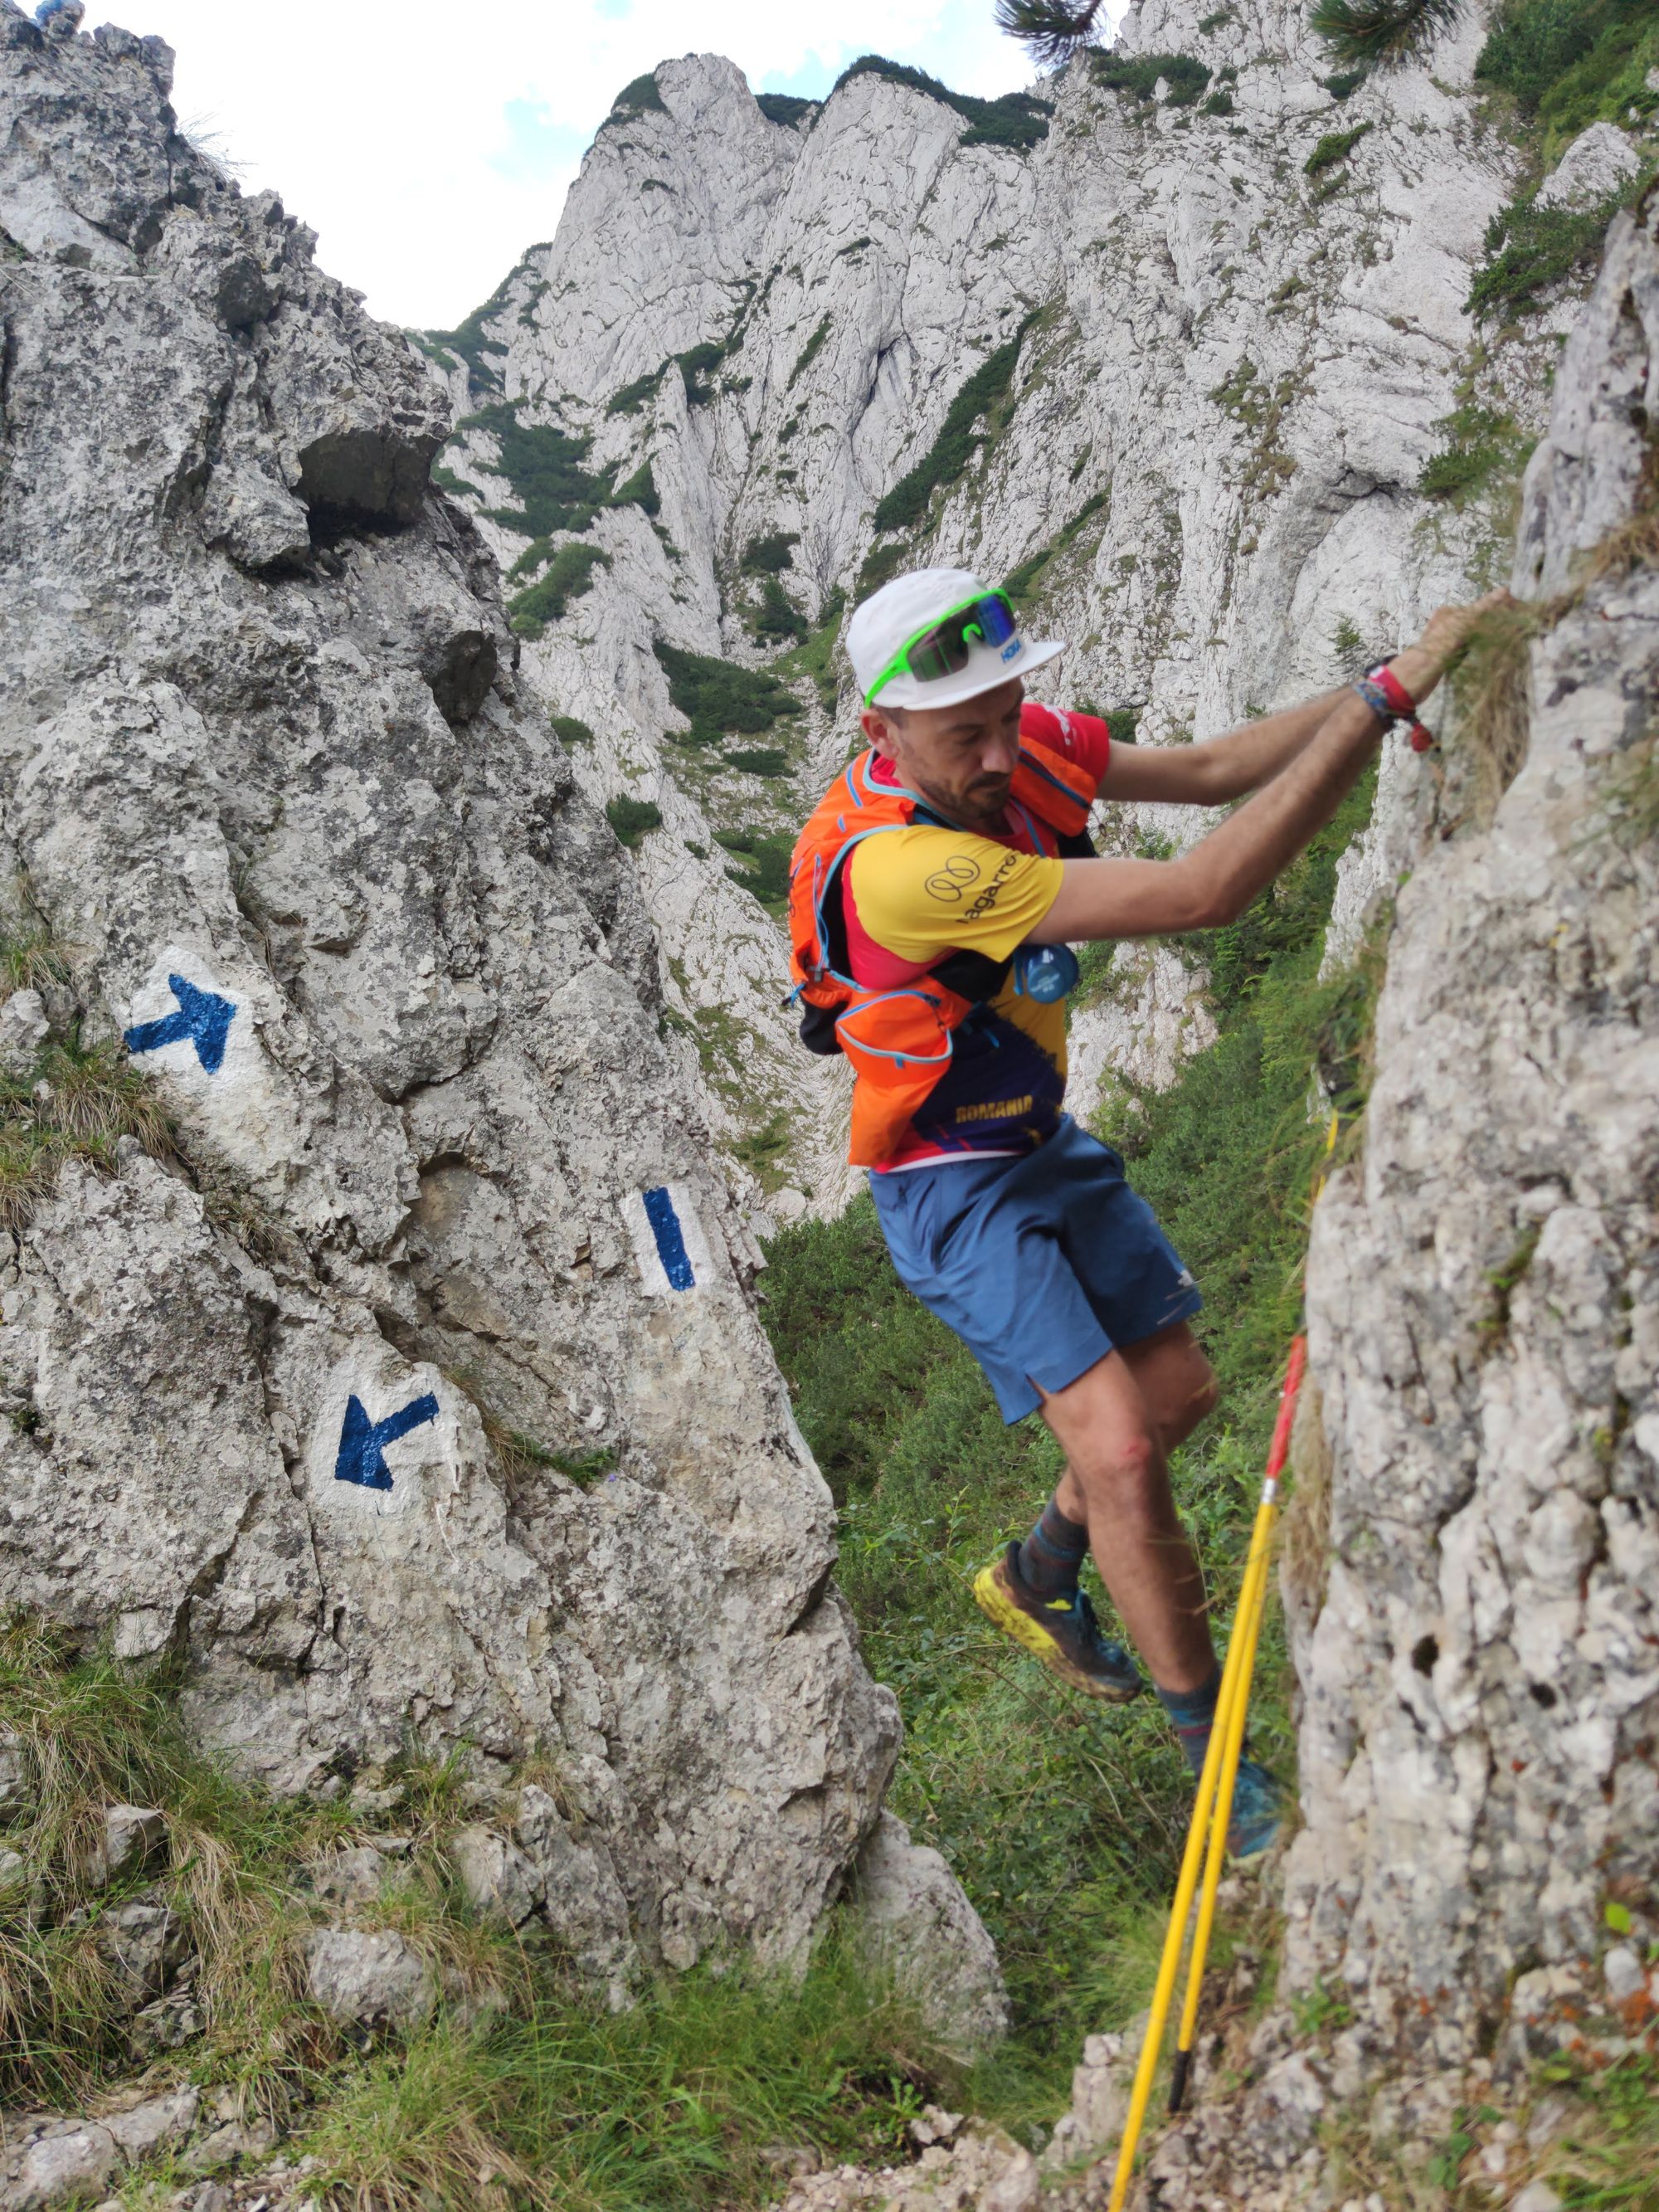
[124,974,236,1074]
[334,1391,441,1492]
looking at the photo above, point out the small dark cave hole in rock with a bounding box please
[1411,1634,1439,1676]
[1529,1681,1559,1709]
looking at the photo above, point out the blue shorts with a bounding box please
[868,1116,1203,1425]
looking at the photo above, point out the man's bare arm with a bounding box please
[1099,689,1349,806]
[1029,594,1509,945]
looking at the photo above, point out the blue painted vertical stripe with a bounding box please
[642,1186,695,1292]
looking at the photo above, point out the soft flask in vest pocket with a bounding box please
[834,984,968,1168]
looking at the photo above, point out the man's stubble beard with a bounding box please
[913,768,1012,833]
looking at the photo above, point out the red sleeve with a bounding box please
[1020,699,1111,782]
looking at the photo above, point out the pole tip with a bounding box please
[1167,2046,1191,2114]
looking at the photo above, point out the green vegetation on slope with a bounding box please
[1476,0,1659,163]
[653,641,800,741]
[507,544,611,640]
[1091,50,1214,105]
[830,56,1054,150]
[870,319,1034,538]
[759,768,1384,2089]
[1467,0,1659,319]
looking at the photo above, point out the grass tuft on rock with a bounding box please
[0,1625,961,2200]
[0,1033,176,1233]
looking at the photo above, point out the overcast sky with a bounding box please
[119,0,1116,332]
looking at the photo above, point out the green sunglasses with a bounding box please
[864,591,1022,706]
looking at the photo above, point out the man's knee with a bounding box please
[1074,1423,1161,1509]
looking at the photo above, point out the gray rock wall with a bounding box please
[1285,188,1659,2063]
[0,6,948,1984]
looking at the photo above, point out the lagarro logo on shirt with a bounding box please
[924,855,981,903]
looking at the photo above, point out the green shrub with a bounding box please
[1104,709,1140,743]
[726,747,791,777]
[654,641,799,738]
[717,831,794,906]
[835,235,873,257]
[605,795,663,848]
[417,253,546,396]
[742,531,800,575]
[507,544,611,639]
[610,71,666,119]
[1203,88,1236,113]
[856,537,910,598]
[757,91,819,124]
[612,460,660,517]
[754,576,808,645]
[1418,403,1531,499]
[1198,6,1236,27]
[1474,0,1659,157]
[461,402,611,538]
[830,55,1053,151]
[1468,188,1629,317]
[1305,121,1373,173]
[1322,66,1368,94]
[550,714,594,745]
[606,365,668,417]
[788,315,833,388]
[674,340,727,406]
[1092,51,1214,105]
[871,319,1034,536]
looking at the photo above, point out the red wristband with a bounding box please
[1367,661,1418,718]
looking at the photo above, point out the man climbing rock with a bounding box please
[789,567,1500,1856]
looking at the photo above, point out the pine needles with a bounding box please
[1308,0,1466,71]
[994,0,1108,65]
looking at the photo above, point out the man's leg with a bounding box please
[1037,1337,1214,1693]
[1029,1325,1282,1855]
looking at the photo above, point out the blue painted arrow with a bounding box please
[124,974,236,1074]
[334,1391,440,1492]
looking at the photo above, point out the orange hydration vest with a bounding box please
[788,736,1101,1167]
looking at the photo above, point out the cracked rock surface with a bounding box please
[1284,185,1659,2067]
[0,6,1006,1997]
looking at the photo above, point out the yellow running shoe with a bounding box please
[972,1542,1145,1702]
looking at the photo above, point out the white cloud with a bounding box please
[119,0,1115,329]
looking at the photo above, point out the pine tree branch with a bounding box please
[994,0,1109,67]
[1307,0,1466,71]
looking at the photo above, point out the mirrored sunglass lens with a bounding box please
[905,627,971,683]
[975,593,1019,646]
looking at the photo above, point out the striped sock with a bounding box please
[1015,1495,1090,1601]
[1156,1666,1223,1776]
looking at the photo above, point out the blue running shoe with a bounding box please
[1225,1755,1284,1861]
[973,1542,1145,1702]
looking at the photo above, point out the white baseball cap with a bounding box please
[848,566,1066,712]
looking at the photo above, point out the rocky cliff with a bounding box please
[0,2,1004,2010]
[426,0,1552,1204]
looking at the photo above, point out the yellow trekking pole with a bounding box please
[1105,1335,1307,2212]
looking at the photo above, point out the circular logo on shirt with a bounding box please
[924,855,981,903]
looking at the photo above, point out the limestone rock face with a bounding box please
[1285,192,1659,2062]
[0,7,913,1980]
[430,0,1540,1176]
